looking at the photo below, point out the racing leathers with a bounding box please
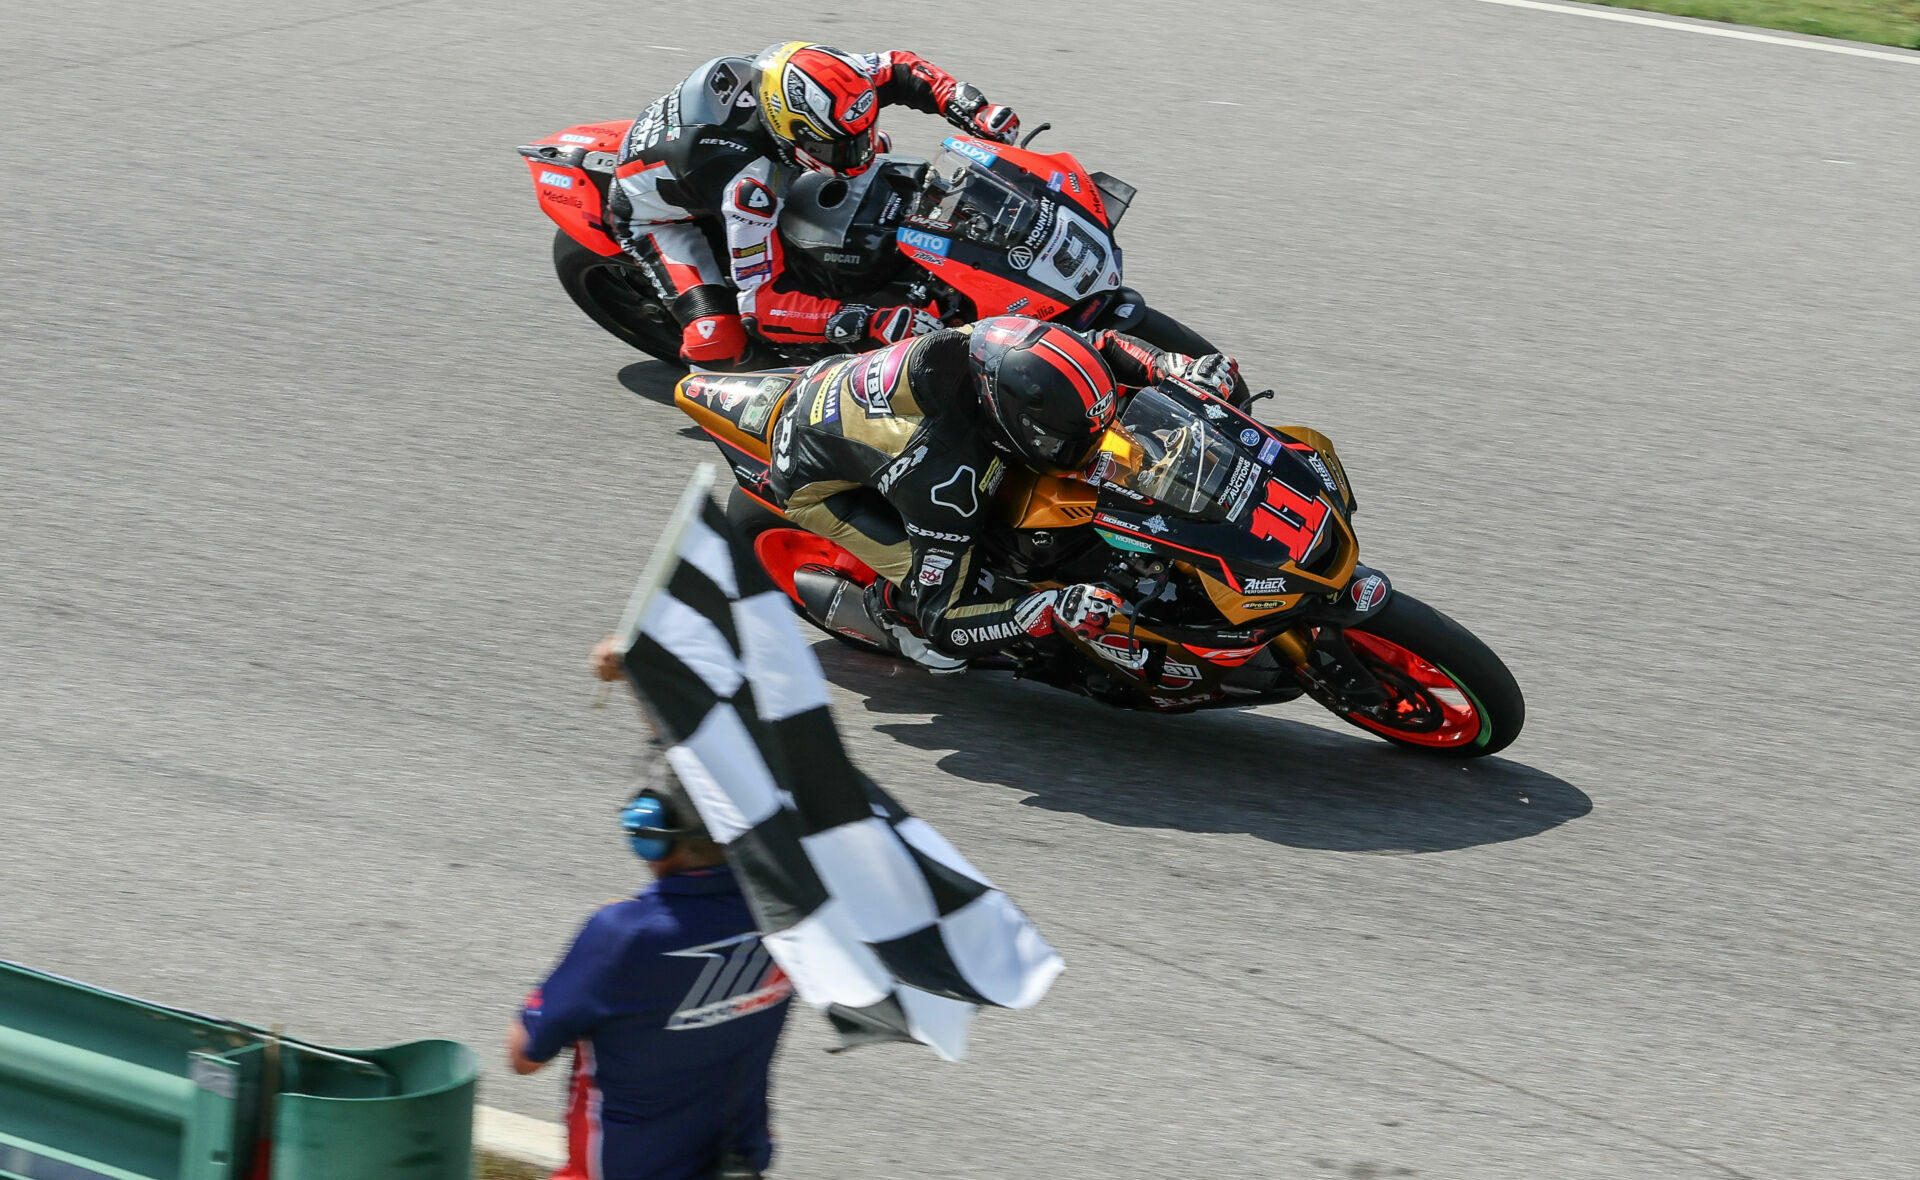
[609,51,1014,366]
[768,322,1174,662]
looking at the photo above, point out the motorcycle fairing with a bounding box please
[518,121,635,257]
[900,137,1124,320]
[676,372,799,511]
[970,138,1112,227]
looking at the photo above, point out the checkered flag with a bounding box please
[609,467,1064,1060]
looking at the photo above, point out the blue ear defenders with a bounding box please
[620,792,691,862]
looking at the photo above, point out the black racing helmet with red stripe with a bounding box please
[968,317,1119,474]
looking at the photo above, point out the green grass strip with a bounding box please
[1587,0,1920,47]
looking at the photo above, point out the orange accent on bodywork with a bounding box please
[674,373,793,461]
[995,469,1099,529]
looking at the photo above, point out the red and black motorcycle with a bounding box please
[518,121,1241,382]
[672,366,1527,758]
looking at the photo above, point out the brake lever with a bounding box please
[1018,122,1052,148]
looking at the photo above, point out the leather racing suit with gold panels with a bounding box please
[768,324,1169,659]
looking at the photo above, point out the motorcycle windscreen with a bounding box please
[1092,387,1240,516]
[915,149,1034,248]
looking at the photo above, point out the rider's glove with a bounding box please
[1049,583,1127,641]
[826,303,942,348]
[1156,352,1241,402]
[946,82,1021,144]
[870,304,944,344]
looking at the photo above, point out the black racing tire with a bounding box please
[552,228,686,367]
[1335,591,1526,758]
[1114,303,1253,405]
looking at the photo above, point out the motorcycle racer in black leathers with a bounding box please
[769,316,1240,671]
[609,42,1019,370]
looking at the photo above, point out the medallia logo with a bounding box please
[897,228,951,257]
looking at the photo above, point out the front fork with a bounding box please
[1273,566,1395,708]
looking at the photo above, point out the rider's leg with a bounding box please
[783,488,966,673]
[608,177,755,369]
[624,225,754,369]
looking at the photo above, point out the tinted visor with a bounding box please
[1016,411,1098,471]
[792,125,876,175]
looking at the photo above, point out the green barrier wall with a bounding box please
[0,961,474,1180]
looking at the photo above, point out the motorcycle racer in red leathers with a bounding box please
[608,42,1020,370]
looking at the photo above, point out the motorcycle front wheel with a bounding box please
[1330,591,1525,758]
[551,229,685,366]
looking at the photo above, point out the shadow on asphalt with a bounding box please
[813,640,1590,855]
[618,360,682,406]
[620,361,717,441]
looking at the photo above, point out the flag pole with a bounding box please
[592,462,719,709]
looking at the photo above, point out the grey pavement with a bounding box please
[4,2,1918,1177]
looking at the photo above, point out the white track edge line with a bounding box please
[1471,0,1920,63]
[476,1104,567,1169]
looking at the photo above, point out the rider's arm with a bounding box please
[714,159,842,343]
[889,466,1056,659]
[1088,329,1242,401]
[1084,329,1169,387]
[859,51,1018,140]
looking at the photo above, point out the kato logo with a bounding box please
[537,170,574,188]
[897,228,950,257]
[942,136,1000,167]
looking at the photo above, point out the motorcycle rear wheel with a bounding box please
[1331,592,1525,758]
[552,229,685,367]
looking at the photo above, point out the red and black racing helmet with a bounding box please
[754,42,882,177]
[969,318,1119,473]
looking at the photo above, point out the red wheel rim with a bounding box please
[1341,630,1486,748]
[753,529,878,606]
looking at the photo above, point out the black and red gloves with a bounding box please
[1155,352,1241,402]
[946,81,1021,144]
[826,303,944,348]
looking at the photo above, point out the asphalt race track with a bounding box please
[6,3,1919,1177]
